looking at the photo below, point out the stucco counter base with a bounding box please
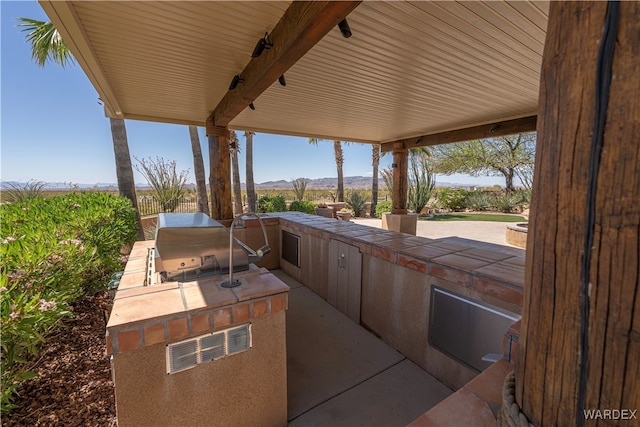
[106,241,290,427]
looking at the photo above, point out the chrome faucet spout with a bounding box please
[220,213,271,288]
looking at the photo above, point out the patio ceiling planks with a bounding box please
[40,1,549,144]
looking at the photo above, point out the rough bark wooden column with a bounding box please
[515,2,639,425]
[391,142,408,214]
[206,123,233,221]
[382,142,416,235]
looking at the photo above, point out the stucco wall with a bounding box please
[112,312,287,427]
[274,213,524,391]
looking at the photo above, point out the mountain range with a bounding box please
[0,176,476,191]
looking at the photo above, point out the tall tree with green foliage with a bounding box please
[18,17,144,239]
[308,138,346,202]
[430,133,536,192]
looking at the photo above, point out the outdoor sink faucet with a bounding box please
[221,213,271,288]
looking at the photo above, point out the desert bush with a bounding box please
[515,188,532,205]
[3,180,46,203]
[465,191,494,211]
[375,200,393,218]
[436,188,469,211]
[494,192,521,213]
[256,195,287,213]
[289,200,316,214]
[493,192,525,213]
[408,152,435,214]
[0,192,137,411]
[135,156,189,212]
[291,178,308,201]
[345,191,368,217]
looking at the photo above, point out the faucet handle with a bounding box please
[257,245,271,257]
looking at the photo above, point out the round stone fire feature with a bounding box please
[506,223,528,248]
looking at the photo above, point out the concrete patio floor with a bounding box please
[270,270,453,427]
[352,217,524,249]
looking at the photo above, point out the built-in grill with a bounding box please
[151,213,259,283]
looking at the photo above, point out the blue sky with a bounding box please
[1,1,504,187]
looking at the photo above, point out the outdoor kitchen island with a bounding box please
[105,219,290,426]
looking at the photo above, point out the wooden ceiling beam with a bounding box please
[380,115,537,152]
[208,1,361,128]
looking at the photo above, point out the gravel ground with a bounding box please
[3,292,117,427]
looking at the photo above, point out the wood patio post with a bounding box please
[514,2,639,425]
[206,123,233,221]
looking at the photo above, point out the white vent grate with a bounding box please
[168,340,198,373]
[200,333,225,362]
[167,324,252,374]
[227,324,250,355]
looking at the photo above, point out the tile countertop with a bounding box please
[108,258,289,329]
[272,212,526,308]
[106,240,289,359]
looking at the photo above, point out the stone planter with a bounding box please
[327,202,346,218]
[336,211,351,221]
[382,213,418,235]
[315,207,334,218]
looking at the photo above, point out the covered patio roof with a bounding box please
[40,1,547,146]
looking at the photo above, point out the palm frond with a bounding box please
[17,17,74,68]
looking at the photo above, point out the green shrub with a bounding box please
[289,200,316,214]
[465,191,494,211]
[516,188,532,205]
[291,178,308,201]
[493,192,525,213]
[436,188,469,211]
[0,192,137,411]
[135,156,189,212]
[408,153,435,214]
[345,191,368,217]
[3,180,46,203]
[256,195,287,213]
[375,200,393,218]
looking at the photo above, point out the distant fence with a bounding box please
[137,191,390,216]
[137,196,199,216]
[254,189,390,205]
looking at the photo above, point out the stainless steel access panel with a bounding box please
[429,286,520,372]
[328,240,362,323]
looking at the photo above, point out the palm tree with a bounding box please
[308,138,346,202]
[19,17,144,240]
[188,126,209,214]
[230,131,243,215]
[370,144,380,217]
[110,118,144,237]
[244,131,257,213]
[17,18,74,68]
